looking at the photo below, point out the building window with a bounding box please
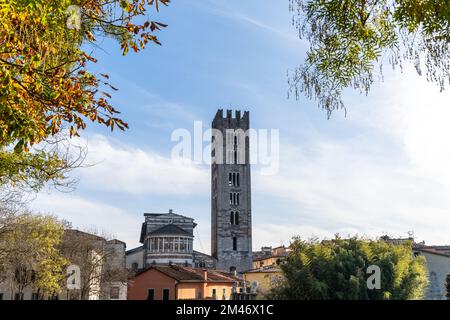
[229,192,240,206]
[222,288,227,300]
[162,288,170,301]
[131,262,138,271]
[212,288,217,300]
[110,287,120,300]
[147,289,155,300]
[0,293,3,300]
[230,211,239,225]
[228,172,232,186]
[236,173,240,186]
[233,237,237,251]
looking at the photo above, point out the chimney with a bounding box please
[203,270,208,281]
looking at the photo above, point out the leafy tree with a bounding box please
[0,0,169,189]
[269,236,428,300]
[0,139,85,192]
[0,211,68,299]
[288,0,450,116]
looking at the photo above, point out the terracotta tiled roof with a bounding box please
[243,267,281,273]
[136,265,242,283]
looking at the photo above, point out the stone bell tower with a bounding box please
[211,109,252,273]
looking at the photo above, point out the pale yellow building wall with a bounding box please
[204,283,233,300]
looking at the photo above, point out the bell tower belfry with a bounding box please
[211,109,252,273]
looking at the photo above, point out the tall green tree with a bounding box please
[0,211,68,298]
[0,0,169,190]
[269,236,428,300]
[288,0,450,116]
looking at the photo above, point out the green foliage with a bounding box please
[0,212,69,296]
[269,236,428,300]
[0,148,75,191]
[0,0,169,190]
[289,0,450,116]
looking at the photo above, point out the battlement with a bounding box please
[212,109,249,130]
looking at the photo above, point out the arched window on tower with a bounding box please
[233,237,237,251]
[237,193,240,205]
[230,211,235,225]
[235,211,239,225]
[228,172,232,186]
[236,173,240,186]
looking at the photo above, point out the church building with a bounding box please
[126,210,215,270]
[126,109,253,274]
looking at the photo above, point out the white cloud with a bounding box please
[77,134,209,196]
[29,67,450,252]
[31,192,142,248]
[251,68,450,245]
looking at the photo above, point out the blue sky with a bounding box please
[32,0,450,253]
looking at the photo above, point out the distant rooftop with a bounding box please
[135,265,242,283]
[144,209,194,220]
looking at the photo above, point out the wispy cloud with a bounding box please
[251,68,450,245]
[76,134,209,196]
[195,0,301,44]
[31,192,142,248]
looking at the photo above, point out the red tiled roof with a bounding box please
[136,265,243,283]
